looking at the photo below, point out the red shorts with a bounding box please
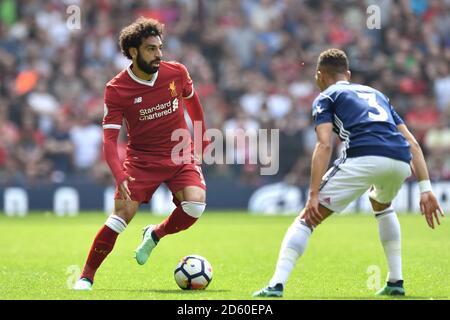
[114,155,206,204]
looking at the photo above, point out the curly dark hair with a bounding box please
[119,17,164,60]
[317,48,349,74]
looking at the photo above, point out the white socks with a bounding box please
[267,207,402,288]
[269,218,312,287]
[375,207,402,282]
[105,215,127,234]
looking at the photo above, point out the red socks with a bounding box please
[153,206,197,240]
[79,207,198,283]
[80,225,119,283]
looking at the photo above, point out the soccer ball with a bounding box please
[174,255,213,290]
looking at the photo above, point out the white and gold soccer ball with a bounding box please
[174,255,213,290]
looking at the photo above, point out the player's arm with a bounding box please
[103,93,135,200]
[184,91,208,152]
[184,91,206,132]
[103,128,135,201]
[397,124,444,228]
[397,124,428,181]
[304,93,335,224]
[180,63,209,160]
[305,123,334,223]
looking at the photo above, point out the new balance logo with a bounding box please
[134,97,142,104]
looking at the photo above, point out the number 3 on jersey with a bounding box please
[357,92,388,122]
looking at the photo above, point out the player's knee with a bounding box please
[112,207,136,225]
[369,197,391,212]
[105,214,128,234]
[181,186,206,203]
[181,201,206,218]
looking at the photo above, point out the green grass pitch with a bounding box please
[0,212,448,300]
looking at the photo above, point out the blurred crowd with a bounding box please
[0,0,449,187]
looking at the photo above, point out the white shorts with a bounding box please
[318,156,411,213]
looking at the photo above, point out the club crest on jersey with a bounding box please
[169,81,178,97]
[313,104,324,115]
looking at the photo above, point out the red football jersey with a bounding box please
[103,61,194,157]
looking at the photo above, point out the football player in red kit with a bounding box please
[74,17,208,290]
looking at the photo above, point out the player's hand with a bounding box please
[420,191,444,229]
[303,195,322,227]
[119,176,136,201]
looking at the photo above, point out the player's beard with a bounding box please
[137,52,160,75]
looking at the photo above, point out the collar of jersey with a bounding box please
[127,64,159,87]
[335,80,350,85]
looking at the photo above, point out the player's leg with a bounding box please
[74,200,140,290]
[135,164,206,265]
[369,158,411,296]
[152,186,206,240]
[254,158,371,297]
[152,163,206,241]
[135,187,206,265]
[253,205,333,297]
[370,197,405,296]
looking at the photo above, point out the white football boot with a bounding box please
[73,278,93,291]
[134,225,158,265]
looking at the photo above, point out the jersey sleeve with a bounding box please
[389,103,404,125]
[179,63,195,99]
[312,93,334,126]
[103,86,123,130]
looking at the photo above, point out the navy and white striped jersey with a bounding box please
[312,80,412,164]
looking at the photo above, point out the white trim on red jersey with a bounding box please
[103,124,122,130]
[126,64,159,87]
[183,84,195,99]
